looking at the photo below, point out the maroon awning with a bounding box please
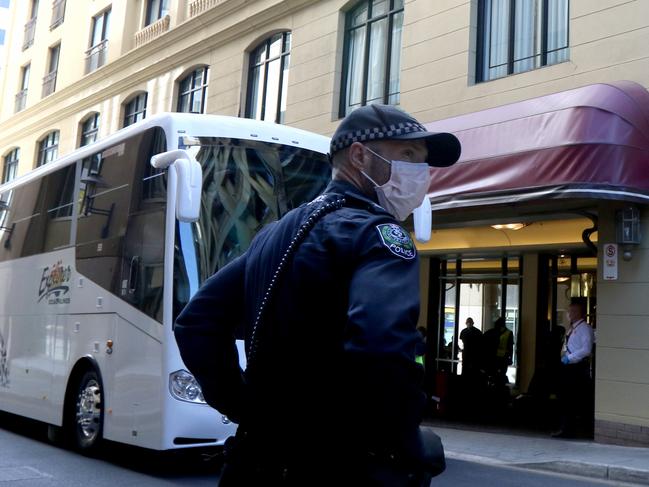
[424,81,649,210]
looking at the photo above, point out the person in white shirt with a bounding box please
[552,300,595,438]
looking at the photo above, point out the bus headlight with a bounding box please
[169,370,206,404]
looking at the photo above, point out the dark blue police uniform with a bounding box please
[175,179,426,484]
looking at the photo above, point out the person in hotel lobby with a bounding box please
[459,317,483,377]
[174,104,460,486]
[552,298,595,439]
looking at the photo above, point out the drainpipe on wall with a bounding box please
[580,212,598,255]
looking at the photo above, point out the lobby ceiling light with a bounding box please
[491,223,528,231]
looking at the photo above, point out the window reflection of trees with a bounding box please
[191,138,330,281]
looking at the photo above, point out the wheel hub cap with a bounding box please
[76,379,101,440]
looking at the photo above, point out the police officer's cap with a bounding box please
[330,104,461,167]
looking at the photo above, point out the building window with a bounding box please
[80,113,100,147]
[50,0,66,30]
[15,64,30,113]
[177,67,209,114]
[145,0,169,26]
[123,92,148,127]
[245,32,291,124]
[476,0,569,83]
[23,0,39,50]
[340,0,404,117]
[86,8,111,74]
[37,131,59,166]
[2,149,19,184]
[42,44,60,97]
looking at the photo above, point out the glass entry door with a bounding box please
[437,258,521,385]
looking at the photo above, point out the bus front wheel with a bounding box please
[70,369,104,451]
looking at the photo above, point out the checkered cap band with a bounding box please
[330,121,428,153]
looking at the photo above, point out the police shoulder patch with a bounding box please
[376,223,416,260]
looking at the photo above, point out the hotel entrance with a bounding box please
[415,81,649,445]
[436,258,521,384]
[423,250,597,431]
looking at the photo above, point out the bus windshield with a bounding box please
[173,137,331,319]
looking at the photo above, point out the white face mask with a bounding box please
[361,146,432,221]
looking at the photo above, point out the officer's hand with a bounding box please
[561,355,570,365]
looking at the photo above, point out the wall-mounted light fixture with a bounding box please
[616,206,641,261]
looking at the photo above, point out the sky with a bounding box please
[0,0,8,46]
[0,0,9,79]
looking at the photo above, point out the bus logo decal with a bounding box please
[38,261,72,305]
[0,331,8,387]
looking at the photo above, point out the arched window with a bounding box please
[340,0,404,116]
[37,130,59,166]
[245,32,291,124]
[177,67,209,114]
[2,148,19,183]
[123,92,148,127]
[79,113,100,147]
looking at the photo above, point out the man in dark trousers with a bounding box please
[553,299,595,438]
[459,317,483,377]
[174,104,460,486]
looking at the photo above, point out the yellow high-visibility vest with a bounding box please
[496,329,512,358]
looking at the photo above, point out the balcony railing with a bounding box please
[42,71,57,98]
[15,90,28,113]
[50,0,66,30]
[189,0,228,17]
[85,40,108,74]
[134,15,170,48]
[23,17,37,50]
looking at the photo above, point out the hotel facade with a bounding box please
[1,0,649,446]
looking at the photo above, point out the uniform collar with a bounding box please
[324,180,389,215]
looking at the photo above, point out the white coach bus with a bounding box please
[0,113,331,451]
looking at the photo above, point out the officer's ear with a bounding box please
[348,142,369,171]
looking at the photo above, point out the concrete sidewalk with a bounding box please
[426,424,649,485]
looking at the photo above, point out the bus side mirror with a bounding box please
[151,149,202,222]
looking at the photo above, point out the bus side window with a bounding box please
[75,127,167,323]
[123,128,167,322]
[0,191,13,262]
[42,165,76,252]
[0,179,46,261]
[75,142,134,292]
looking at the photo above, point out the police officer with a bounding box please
[174,104,460,486]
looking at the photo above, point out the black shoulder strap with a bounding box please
[246,194,347,372]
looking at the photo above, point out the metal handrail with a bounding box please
[14,90,28,112]
[42,71,58,97]
[23,17,37,50]
[85,40,108,74]
[50,0,66,29]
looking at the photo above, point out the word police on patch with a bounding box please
[376,224,416,260]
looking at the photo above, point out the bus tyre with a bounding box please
[70,369,104,452]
